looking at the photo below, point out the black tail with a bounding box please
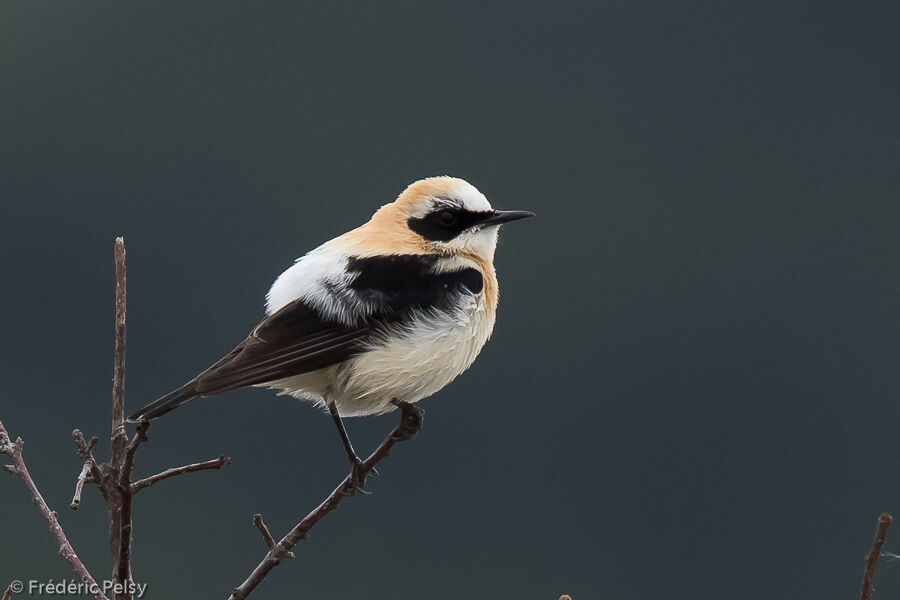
[126,380,200,422]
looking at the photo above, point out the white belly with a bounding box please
[266,295,494,417]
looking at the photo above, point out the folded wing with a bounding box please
[126,298,368,420]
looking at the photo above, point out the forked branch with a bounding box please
[228,402,423,600]
[1,238,232,600]
[0,418,110,600]
[252,514,293,558]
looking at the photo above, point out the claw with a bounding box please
[390,399,425,440]
[347,459,372,495]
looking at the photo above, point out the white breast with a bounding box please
[329,290,495,416]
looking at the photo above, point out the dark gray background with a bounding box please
[2,2,899,599]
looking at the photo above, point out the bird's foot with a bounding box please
[345,457,372,496]
[391,399,424,441]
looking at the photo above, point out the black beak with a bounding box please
[479,209,536,227]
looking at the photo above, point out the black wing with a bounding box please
[127,298,368,421]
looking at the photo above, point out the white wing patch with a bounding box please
[266,246,375,326]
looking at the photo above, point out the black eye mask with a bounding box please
[407,208,493,242]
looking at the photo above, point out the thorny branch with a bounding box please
[0,418,110,600]
[228,403,424,600]
[860,512,893,600]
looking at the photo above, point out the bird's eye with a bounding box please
[438,210,457,226]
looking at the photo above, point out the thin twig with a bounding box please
[72,429,106,508]
[70,461,93,510]
[2,584,12,600]
[252,514,293,558]
[0,418,110,600]
[73,429,104,486]
[252,513,296,559]
[253,514,276,549]
[121,421,149,484]
[228,404,423,600]
[860,512,893,600]
[131,455,231,494]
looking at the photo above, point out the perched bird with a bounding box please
[128,176,533,487]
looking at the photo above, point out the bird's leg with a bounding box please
[328,402,370,494]
[390,398,425,440]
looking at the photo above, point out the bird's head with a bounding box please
[368,176,534,262]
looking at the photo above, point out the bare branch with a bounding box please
[2,583,12,600]
[228,403,423,600]
[3,238,233,600]
[131,455,231,494]
[108,236,133,599]
[111,236,127,448]
[860,512,893,600]
[70,461,93,510]
[0,418,110,600]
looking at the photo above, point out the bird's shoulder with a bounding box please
[267,246,484,326]
[346,253,484,318]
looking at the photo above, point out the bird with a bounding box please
[127,176,533,489]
